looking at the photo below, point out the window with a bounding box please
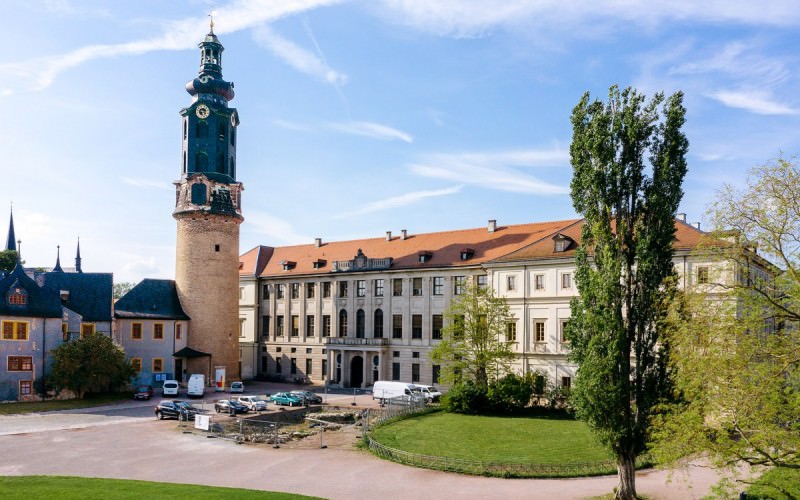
[7,288,27,305]
[262,316,270,336]
[392,362,400,381]
[412,314,422,339]
[453,315,465,339]
[276,358,282,374]
[291,283,300,299]
[338,309,347,337]
[153,323,164,340]
[392,314,403,339]
[322,282,332,298]
[697,266,709,284]
[561,320,570,343]
[506,275,516,291]
[306,315,315,337]
[561,273,572,289]
[392,279,403,296]
[152,358,163,373]
[176,323,182,340]
[534,321,545,343]
[131,358,142,373]
[412,351,420,359]
[506,322,517,342]
[432,277,444,296]
[322,359,328,379]
[454,276,465,295]
[534,274,545,290]
[412,278,423,296]
[239,287,244,299]
[561,376,571,389]
[7,356,32,371]
[432,314,443,340]
[276,284,285,299]
[239,318,246,337]
[131,323,142,340]
[291,316,299,337]
[338,281,348,298]
[476,275,487,289]
[374,279,384,297]
[80,323,95,338]
[356,309,365,338]
[291,358,297,374]
[276,315,285,336]
[306,283,315,299]
[19,380,32,396]
[412,363,420,382]
[62,323,67,341]
[322,315,331,337]
[262,284,270,299]
[305,358,312,376]
[374,309,384,338]
[432,365,441,384]
[356,280,366,297]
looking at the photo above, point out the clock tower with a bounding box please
[174,24,243,382]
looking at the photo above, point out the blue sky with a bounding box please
[1,0,798,283]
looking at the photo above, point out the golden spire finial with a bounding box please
[208,11,215,34]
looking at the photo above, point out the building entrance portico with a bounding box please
[325,338,389,388]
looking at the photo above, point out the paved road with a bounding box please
[0,386,726,499]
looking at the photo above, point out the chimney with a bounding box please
[677,213,687,223]
[314,237,322,248]
[692,222,701,230]
[401,229,408,240]
[488,219,496,233]
[386,231,392,241]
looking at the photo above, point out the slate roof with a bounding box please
[114,279,190,320]
[37,271,114,322]
[0,264,62,318]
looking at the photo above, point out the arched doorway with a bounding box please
[350,355,364,388]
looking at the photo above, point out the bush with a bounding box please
[487,373,534,413]
[442,382,488,414]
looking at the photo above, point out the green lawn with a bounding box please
[0,476,323,499]
[370,411,612,464]
[0,393,131,415]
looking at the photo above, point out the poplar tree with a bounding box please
[567,85,688,500]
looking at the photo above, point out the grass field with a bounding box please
[370,411,612,464]
[0,393,131,415]
[0,476,322,499]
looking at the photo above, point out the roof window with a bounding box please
[418,251,433,264]
[313,259,327,269]
[460,248,475,261]
[281,260,296,271]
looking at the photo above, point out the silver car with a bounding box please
[236,395,268,411]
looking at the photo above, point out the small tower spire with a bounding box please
[5,204,17,252]
[53,245,64,273]
[75,237,82,273]
[208,12,215,34]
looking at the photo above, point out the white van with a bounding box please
[162,380,180,396]
[412,384,442,402]
[372,381,417,403]
[187,374,205,398]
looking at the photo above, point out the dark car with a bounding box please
[133,385,154,400]
[290,390,322,404]
[154,400,199,420]
[214,399,249,415]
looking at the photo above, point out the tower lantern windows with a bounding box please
[195,153,208,172]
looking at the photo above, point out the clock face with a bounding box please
[195,104,210,119]
[230,114,236,127]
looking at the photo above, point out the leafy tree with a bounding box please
[430,282,516,390]
[49,333,135,398]
[488,373,535,413]
[567,85,688,499]
[113,281,137,300]
[652,158,800,493]
[0,249,20,273]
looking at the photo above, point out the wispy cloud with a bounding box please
[325,121,413,142]
[409,149,569,195]
[707,89,798,116]
[122,177,173,190]
[251,24,347,85]
[335,185,463,218]
[273,119,313,132]
[0,0,343,96]
[246,209,313,245]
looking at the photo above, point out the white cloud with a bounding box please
[122,177,173,190]
[335,185,463,218]
[409,149,569,195]
[326,121,413,142]
[0,0,343,96]
[708,89,798,116]
[251,24,347,85]
[245,209,313,245]
[273,119,313,132]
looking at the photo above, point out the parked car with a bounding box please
[290,390,322,404]
[411,384,443,402]
[229,381,244,393]
[214,399,249,414]
[133,385,154,400]
[154,400,199,420]
[236,395,268,411]
[162,380,180,396]
[270,392,304,407]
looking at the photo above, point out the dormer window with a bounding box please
[281,260,296,271]
[7,287,27,305]
[418,251,433,264]
[460,248,475,261]
[553,234,574,253]
[313,259,327,269]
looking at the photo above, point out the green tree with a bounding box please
[430,282,516,390]
[0,249,20,273]
[49,333,135,398]
[652,158,800,493]
[567,85,688,499]
[113,281,137,300]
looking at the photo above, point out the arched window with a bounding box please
[195,121,208,138]
[195,153,208,171]
[183,151,187,173]
[338,309,347,337]
[356,309,365,338]
[191,183,207,204]
[230,158,235,179]
[218,122,226,140]
[373,309,383,338]
[217,153,225,174]
[183,119,187,140]
[230,127,235,146]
